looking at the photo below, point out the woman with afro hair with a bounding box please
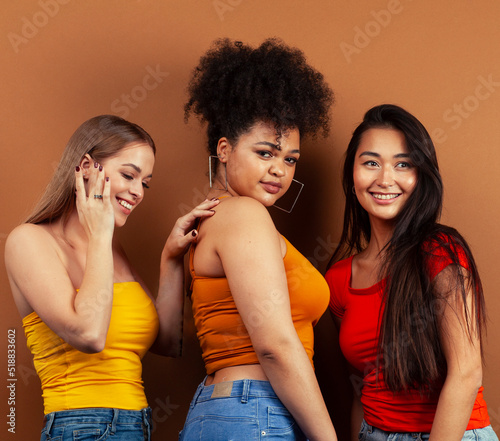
[178,39,337,440]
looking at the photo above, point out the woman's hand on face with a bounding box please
[75,163,114,239]
[162,198,220,261]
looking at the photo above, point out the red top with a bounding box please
[325,240,491,432]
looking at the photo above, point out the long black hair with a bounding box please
[328,104,485,392]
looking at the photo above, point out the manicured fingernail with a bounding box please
[99,165,103,172]
[192,230,197,237]
[105,177,109,182]
[75,166,80,172]
[209,210,216,213]
[210,197,218,201]
[94,162,98,168]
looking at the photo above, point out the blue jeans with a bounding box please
[359,419,499,441]
[40,407,152,441]
[178,378,306,440]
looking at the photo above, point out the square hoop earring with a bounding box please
[209,155,228,190]
[272,178,304,214]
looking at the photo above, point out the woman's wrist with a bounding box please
[160,252,184,275]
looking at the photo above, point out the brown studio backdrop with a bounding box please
[1,1,499,439]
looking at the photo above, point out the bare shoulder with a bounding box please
[5,224,65,317]
[211,196,274,229]
[5,223,55,262]
[5,223,65,283]
[7,222,42,239]
[212,197,282,256]
[194,197,279,276]
[210,197,279,244]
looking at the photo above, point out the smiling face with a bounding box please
[353,128,417,225]
[99,142,155,227]
[217,121,300,207]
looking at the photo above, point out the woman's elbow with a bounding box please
[80,339,106,354]
[463,358,483,389]
[468,365,483,390]
[448,363,483,391]
[73,331,107,354]
[149,335,181,358]
[254,336,298,365]
[62,318,109,353]
[155,344,181,358]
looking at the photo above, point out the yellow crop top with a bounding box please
[189,236,329,375]
[22,282,159,414]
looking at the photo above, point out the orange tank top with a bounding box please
[189,236,329,375]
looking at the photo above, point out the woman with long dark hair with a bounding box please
[178,38,337,440]
[326,104,497,440]
[5,115,218,441]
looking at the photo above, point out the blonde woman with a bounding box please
[5,115,218,441]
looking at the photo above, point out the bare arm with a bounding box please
[150,198,219,356]
[429,266,482,441]
[5,165,114,353]
[215,198,337,441]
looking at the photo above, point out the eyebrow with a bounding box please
[255,141,300,154]
[121,163,153,178]
[358,151,410,159]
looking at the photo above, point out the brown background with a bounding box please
[1,1,499,440]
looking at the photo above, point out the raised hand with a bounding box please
[161,198,220,261]
[153,198,220,356]
[75,162,114,239]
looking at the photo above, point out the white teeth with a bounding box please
[119,200,132,210]
[373,193,399,200]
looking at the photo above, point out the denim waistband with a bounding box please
[43,407,151,434]
[193,379,278,405]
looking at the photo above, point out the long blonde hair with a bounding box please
[26,115,155,225]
